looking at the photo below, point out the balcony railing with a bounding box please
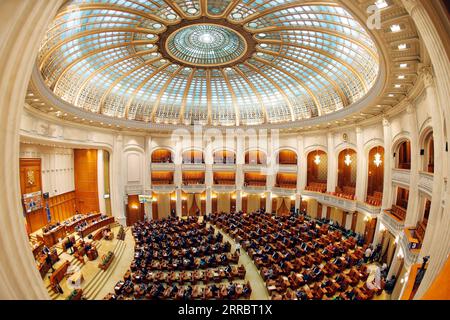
[418,171,434,196]
[125,184,143,195]
[272,186,296,197]
[400,232,420,266]
[152,184,176,193]
[212,184,236,192]
[356,201,382,216]
[243,185,266,194]
[392,168,411,186]
[212,163,236,171]
[151,163,175,171]
[301,190,356,212]
[243,164,267,172]
[276,164,298,173]
[380,210,405,235]
[182,163,206,171]
[181,184,206,193]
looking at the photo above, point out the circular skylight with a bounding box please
[165,24,247,67]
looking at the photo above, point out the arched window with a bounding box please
[213,150,236,164]
[151,148,173,163]
[396,140,411,170]
[337,149,357,197]
[182,150,204,164]
[306,150,327,193]
[367,146,384,206]
[422,132,434,173]
[277,149,298,165]
[245,150,267,165]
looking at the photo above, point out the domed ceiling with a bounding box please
[37,0,380,127]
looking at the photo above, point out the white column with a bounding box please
[236,134,244,212]
[295,194,301,211]
[144,136,152,193]
[355,127,367,202]
[145,192,153,220]
[176,188,182,217]
[327,132,337,192]
[321,205,328,219]
[97,149,106,214]
[418,68,445,256]
[345,212,353,230]
[265,192,272,213]
[206,188,212,215]
[0,0,63,299]
[111,134,126,225]
[297,136,307,190]
[236,190,242,212]
[381,118,393,210]
[400,0,450,298]
[405,101,420,227]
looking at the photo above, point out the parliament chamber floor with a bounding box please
[1,0,450,302]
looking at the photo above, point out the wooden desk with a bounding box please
[79,217,115,238]
[50,260,70,289]
[43,225,66,247]
[65,213,101,233]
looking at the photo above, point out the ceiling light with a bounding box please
[187,8,198,15]
[232,13,243,19]
[166,14,177,20]
[375,0,388,9]
[146,44,155,49]
[400,63,408,68]
[374,152,383,167]
[344,154,352,166]
[258,33,266,38]
[398,75,405,79]
[314,155,321,165]
[153,23,162,29]
[398,43,407,50]
[146,34,156,39]
[390,24,401,33]
[199,32,214,44]
[394,84,402,88]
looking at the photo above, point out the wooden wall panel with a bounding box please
[126,195,145,226]
[47,191,76,223]
[367,147,384,197]
[20,159,45,233]
[74,149,99,213]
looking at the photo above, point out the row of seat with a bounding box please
[211,212,381,300]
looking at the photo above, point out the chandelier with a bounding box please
[373,146,382,167]
[344,151,352,166]
[374,152,383,167]
[314,152,321,165]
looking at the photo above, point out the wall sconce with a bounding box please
[131,204,139,209]
[344,152,352,166]
[374,146,382,167]
[314,150,321,165]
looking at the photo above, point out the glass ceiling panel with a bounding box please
[38,0,380,126]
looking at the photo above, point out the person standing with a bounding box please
[235,242,241,255]
[364,246,372,263]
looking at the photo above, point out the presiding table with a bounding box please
[79,216,115,238]
[64,213,102,233]
[42,225,66,247]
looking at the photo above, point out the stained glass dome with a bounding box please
[37,0,381,127]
